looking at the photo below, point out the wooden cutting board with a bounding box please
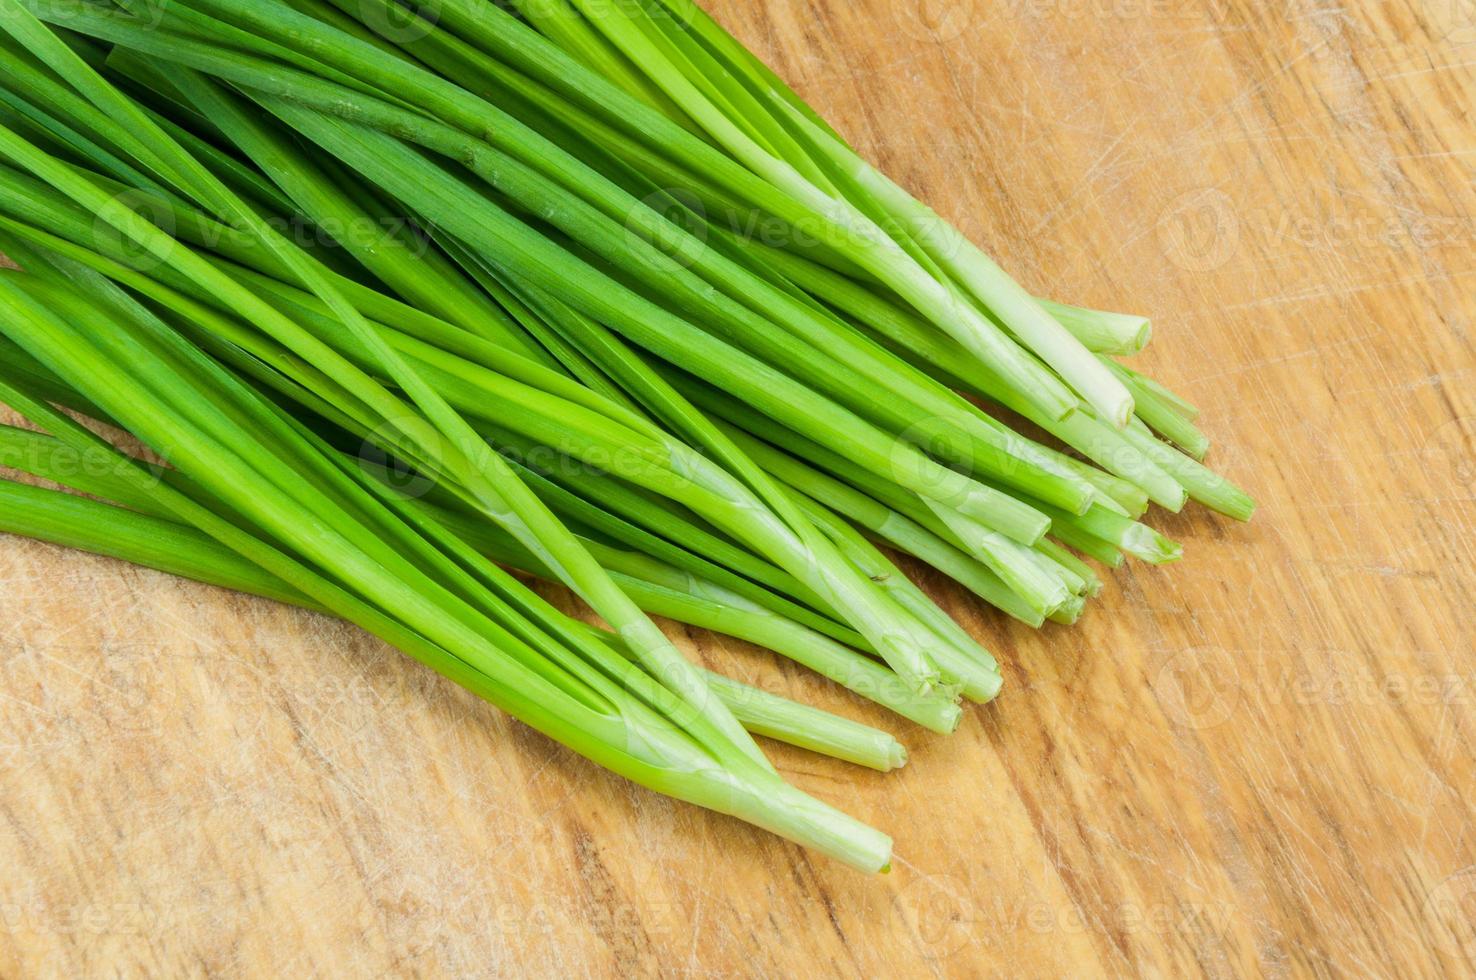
[3,1,1474,975]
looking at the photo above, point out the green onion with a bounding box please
[0,0,1257,870]
[0,274,893,871]
[0,416,958,734]
[0,476,907,771]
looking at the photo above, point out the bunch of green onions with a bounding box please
[0,0,1252,871]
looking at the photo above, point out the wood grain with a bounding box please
[3,0,1475,975]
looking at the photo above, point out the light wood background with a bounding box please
[3,0,1475,975]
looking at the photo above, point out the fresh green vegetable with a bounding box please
[0,475,908,771]
[0,0,1256,871]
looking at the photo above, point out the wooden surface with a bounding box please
[2,1,1475,976]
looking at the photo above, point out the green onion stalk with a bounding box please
[0,474,909,773]
[0,265,894,871]
[0,0,1259,867]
